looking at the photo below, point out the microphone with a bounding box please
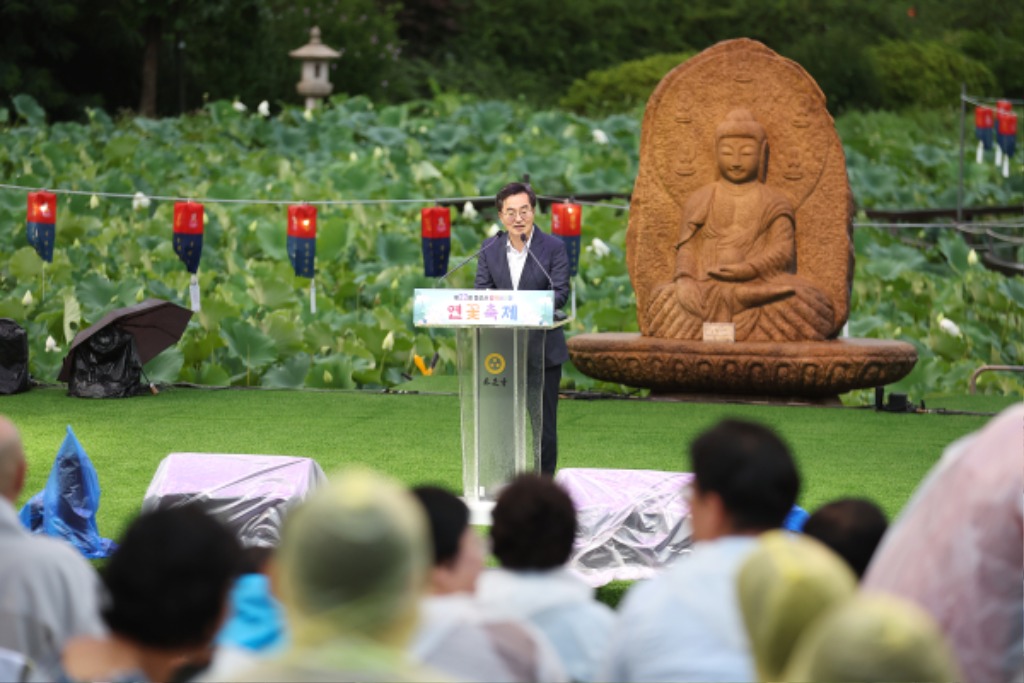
[436,230,504,285]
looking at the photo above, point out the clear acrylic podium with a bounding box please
[414,288,556,523]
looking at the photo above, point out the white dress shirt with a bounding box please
[506,230,533,290]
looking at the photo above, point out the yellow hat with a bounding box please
[784,594,960,682]
[738,530,857,681]
[277,468,430,648]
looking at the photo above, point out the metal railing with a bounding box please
[969,365,1024,394]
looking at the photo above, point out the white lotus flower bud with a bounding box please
[462,201,478,220]
[349,151,359,162]
[587,237,611,258]
[967,249,979,266]
[21,290,33,306]
[303,108,314,122]
[592,128,609,145]
[938,317,962,337]
[132,192,151,210]
[89,194,100,209]
[382,331,394,351]
[257,100,270,117]
[323,370,333,383]
[45,335,59,352]
[487,223,501,237]
[232,100,247,112]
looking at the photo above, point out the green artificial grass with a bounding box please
[2,383,1014,545]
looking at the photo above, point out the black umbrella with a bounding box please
[58,299,193,382]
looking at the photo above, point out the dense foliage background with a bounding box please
[0,91,1021,401]
[1,0,1021,401]
[1,0,1021,120]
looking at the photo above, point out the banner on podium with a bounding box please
[414,289,554,328]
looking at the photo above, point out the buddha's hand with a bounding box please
[708,263,757,281]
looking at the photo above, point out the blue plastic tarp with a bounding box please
[18,425,116,559]
[784,505,810,532]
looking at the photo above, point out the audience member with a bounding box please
[783,594,960,682]
[737,530,857,681]
[802,497,887,578]
[603,418,800,682]
[863,403,1024,683]
[62,504,242,682]
[202,546,287,679]
[475,474,614,683]
[228,468,439,682]
[413,486,486,595]
[409,485,566,682]
[0,415,105,681]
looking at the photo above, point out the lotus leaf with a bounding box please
[220,318,277,371]
[12,94,45,127]
[262,353,312,389]
[9,247,43,281]
[143,348,185,383]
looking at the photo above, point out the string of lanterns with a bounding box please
[19,187,584,313]
[971,97,1019,178]
[17,87,1020,304]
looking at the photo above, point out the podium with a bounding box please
[414,288,557,522]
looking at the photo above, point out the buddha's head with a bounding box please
[715,108,768,184]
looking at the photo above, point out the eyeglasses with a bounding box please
[501,207,534,220]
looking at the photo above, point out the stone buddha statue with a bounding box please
[567,40,917,399]
[646,108,835,342]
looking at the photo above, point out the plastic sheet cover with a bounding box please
[141,453,327,547]
[862,403,1024,683]
[67,326,142,398]
[0,318,29,395]
[556,468,695,587]
[19,425,117,559]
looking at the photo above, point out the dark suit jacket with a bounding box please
[474,226,570,367]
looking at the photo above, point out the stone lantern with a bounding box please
[289,27,341,110]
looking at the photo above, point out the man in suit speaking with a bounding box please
[474,182,570,475]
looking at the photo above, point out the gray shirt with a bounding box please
[0,498,105,680]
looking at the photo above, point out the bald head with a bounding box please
[0,416,27,503]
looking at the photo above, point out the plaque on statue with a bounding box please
[702,323,736,342]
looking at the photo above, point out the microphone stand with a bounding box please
[526,238,575,327]
[435,231,505,287]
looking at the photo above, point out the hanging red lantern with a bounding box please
[421,206,451,277]
[172,202,204,274]
[551,201,582,276]
[997,110,1018,139]
[287,205,317,278]
[173,201,204,311]
[975,106,994,152]
[997,110,1017,177]
[26,191,57,262]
